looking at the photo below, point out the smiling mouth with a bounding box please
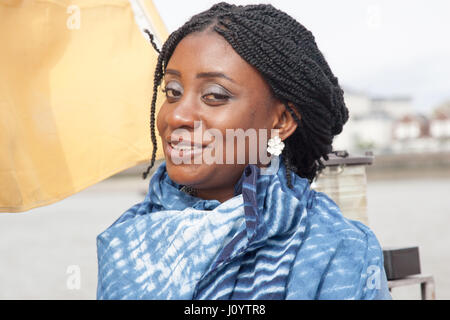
[166,140,213,161]
[168,141,206,151]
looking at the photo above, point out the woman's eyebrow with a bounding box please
[165,69,181,77]
[196,72,235,83]
[165,69,235,83]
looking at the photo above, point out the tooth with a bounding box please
[170,141,203,152]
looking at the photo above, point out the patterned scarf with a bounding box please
[96,155,391,300]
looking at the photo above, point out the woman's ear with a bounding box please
[271,101,301,141]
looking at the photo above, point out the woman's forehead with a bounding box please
[168,33,250,77]
[166,31,271,92]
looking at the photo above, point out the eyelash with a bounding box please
[161,87,181,97]
[161,87,231,103]
[203,93,231,100]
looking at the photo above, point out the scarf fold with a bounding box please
[96,155,391,300]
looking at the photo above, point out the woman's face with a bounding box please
[156,30,296,202]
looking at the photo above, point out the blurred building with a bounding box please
[371,96,413,120]
[333,88,402,154]
[332,88,450,155]
[393,114,428,140]
[343,88,372,118]
[430,101,450,139]
[429,101,450,152]
[391,114,441,153]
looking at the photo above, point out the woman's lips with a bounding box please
[166,141,211,162]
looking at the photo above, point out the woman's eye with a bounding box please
[162,81,183,100]
[202,93,230,101]
[201,85,232,104]
[164,88,182,98]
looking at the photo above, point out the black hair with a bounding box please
[142,2,349,187]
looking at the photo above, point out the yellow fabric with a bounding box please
[0,0,167,212]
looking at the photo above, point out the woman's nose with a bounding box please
[165,95,198,130]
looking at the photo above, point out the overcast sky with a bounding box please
[152,0,450,116]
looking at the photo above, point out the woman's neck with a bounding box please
[195,186,237,203]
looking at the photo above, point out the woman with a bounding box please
[96,2,391,299]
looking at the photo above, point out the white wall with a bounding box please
[344,91,372,119]
[430,119,450,138]
[372,99,413,120]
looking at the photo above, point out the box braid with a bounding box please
[142,2,349,188]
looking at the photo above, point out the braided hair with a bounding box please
[142,2,349,187]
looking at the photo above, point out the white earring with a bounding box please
[267,136,285,156]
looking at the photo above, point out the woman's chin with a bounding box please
[165,161,211,187]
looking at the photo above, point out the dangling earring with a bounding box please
[267,136,285,156]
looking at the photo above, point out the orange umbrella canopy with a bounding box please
[0,0,167,212]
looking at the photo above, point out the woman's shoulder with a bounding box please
[301,189,384,272]
[286,189,389,299]
[306,189,379,246]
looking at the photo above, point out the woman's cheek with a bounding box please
[156,107,166,136]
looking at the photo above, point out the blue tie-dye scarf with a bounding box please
[96,155,391,299]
